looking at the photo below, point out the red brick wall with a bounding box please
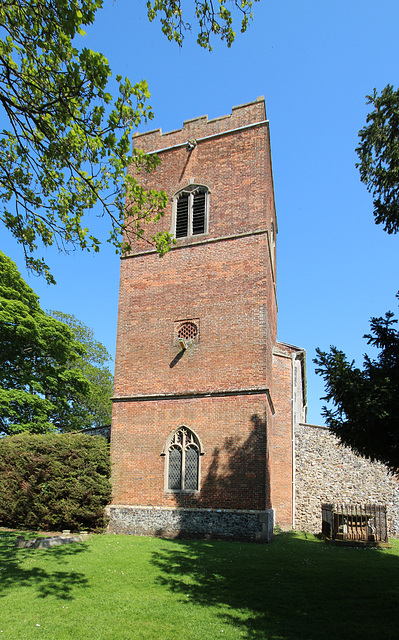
[125,97,276,257]
[271,344,297,529]
[111,395,272,511]
[111,98,280,516]
[133,97,267,154]
[114,235,275,398]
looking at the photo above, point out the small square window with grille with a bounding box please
[174,318,200,346]
[178,322,198,341]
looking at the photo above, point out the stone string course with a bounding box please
[295,423,399,536]
[108,506,274,542]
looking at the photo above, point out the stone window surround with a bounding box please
[171,182,210,239]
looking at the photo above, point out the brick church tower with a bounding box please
[109,97,306,539]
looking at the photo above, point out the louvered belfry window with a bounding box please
[175,186,207,238]
[175,192,189,238]
[167,427,200,491]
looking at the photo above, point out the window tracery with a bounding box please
[166,427,200,491]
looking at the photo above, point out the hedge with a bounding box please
[0,432,111,531]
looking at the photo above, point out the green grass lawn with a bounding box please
[1,530,398,640]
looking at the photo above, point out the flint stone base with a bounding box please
[107,505,274,542]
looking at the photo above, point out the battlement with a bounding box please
[133,96,267,153]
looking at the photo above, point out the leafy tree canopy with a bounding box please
[315,85,399,472]
[356,84,399,234]
[0,251,108,435]
[49,310,113,428]
[315,304,399,473]
[0,0,257,283]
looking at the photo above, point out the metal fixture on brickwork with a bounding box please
[186,139,197,150]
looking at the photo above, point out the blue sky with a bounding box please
[3,0,399,424]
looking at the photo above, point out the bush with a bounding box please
[0,432,111,531]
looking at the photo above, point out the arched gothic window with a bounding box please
[165,427,201,491]
[174,185,208,238]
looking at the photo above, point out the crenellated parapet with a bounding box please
[133,96,267,153]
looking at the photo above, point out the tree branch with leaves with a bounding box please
[315,303,399,473]
[0,0,258,282]
[356,84,399,235]
[316,84,399,472]
[0,251,112,434]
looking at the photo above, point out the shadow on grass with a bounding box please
[151,532,399,640]
[0,531,89,600]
